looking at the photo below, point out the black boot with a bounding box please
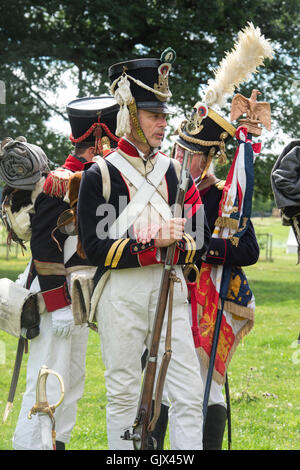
[203,404,227,450]
[150,402,169,450]
[55,441,65,450]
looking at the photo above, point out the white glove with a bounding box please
[52,305,74,338]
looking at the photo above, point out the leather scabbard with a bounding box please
[2,336,26,423]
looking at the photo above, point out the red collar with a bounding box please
[118,138,140,157]
[117,138,158,159]
[62,154,87,172]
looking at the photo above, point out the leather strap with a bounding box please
[105,152,172,238]
[63,235,78,265]
[148,270,181,432]
[95,156,111,202]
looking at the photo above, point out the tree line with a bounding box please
[0,0,299,201]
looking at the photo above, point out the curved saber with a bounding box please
[28,365,65,450]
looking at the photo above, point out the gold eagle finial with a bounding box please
[230,89,271,135]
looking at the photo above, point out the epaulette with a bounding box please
[68,172,82,208]
[215,179,226,191]
[43,167,73,198]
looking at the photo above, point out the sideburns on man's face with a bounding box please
[138,110,168,149]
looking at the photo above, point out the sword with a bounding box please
[28,365,65,450]
[2,336,27,424]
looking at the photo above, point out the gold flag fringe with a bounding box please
[230,236,240,247]
[196,303,254,385]
[215,216,239,231]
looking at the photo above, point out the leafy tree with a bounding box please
[0,0,299,199]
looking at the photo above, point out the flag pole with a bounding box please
[202,265,231,428]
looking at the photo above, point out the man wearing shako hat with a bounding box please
[141,102,259,451]
[150,23,273,450]
[173,103,260,449]
[77,49,211,450]
[11,96,119,450]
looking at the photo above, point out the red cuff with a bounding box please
[42,283,71,312]
[138,246,160,266]
[205,238,227,264]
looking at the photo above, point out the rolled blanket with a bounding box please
[0,136,49,190]
[271,140,300,209]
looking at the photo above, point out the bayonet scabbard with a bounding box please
[2,336,26,423]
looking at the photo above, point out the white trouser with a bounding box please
[13,271,89,450]
[199,361,226,408]
[97,265,204,450]
[12,314,89,449]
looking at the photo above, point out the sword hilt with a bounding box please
[27,365,65,450]
[28,365,65,419]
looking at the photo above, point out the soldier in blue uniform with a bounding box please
[175,105,259,271]
[0,96,119,450]
[153,103,260,450]
[77,51,211,450]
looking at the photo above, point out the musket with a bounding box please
[122,149,192,450]
[28,365,65,450]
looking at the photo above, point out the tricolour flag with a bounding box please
[195,126,261,384]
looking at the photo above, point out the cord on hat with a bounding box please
[110,71,172,139]
[69,121,119,145]
[69,116,119,156]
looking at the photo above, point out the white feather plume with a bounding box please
[204,22,274,107]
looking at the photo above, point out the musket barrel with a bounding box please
[130,149,192,449]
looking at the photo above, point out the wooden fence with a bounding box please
[0,227,30,259]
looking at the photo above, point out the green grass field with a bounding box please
[0,217,299,450]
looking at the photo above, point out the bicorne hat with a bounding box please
[66,95,119,154]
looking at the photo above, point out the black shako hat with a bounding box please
[109,58,172,114]
[66,95,119,146]
[108,48,176,141]
[176,102,236,157]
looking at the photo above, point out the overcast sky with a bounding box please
[46,69,295,156]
